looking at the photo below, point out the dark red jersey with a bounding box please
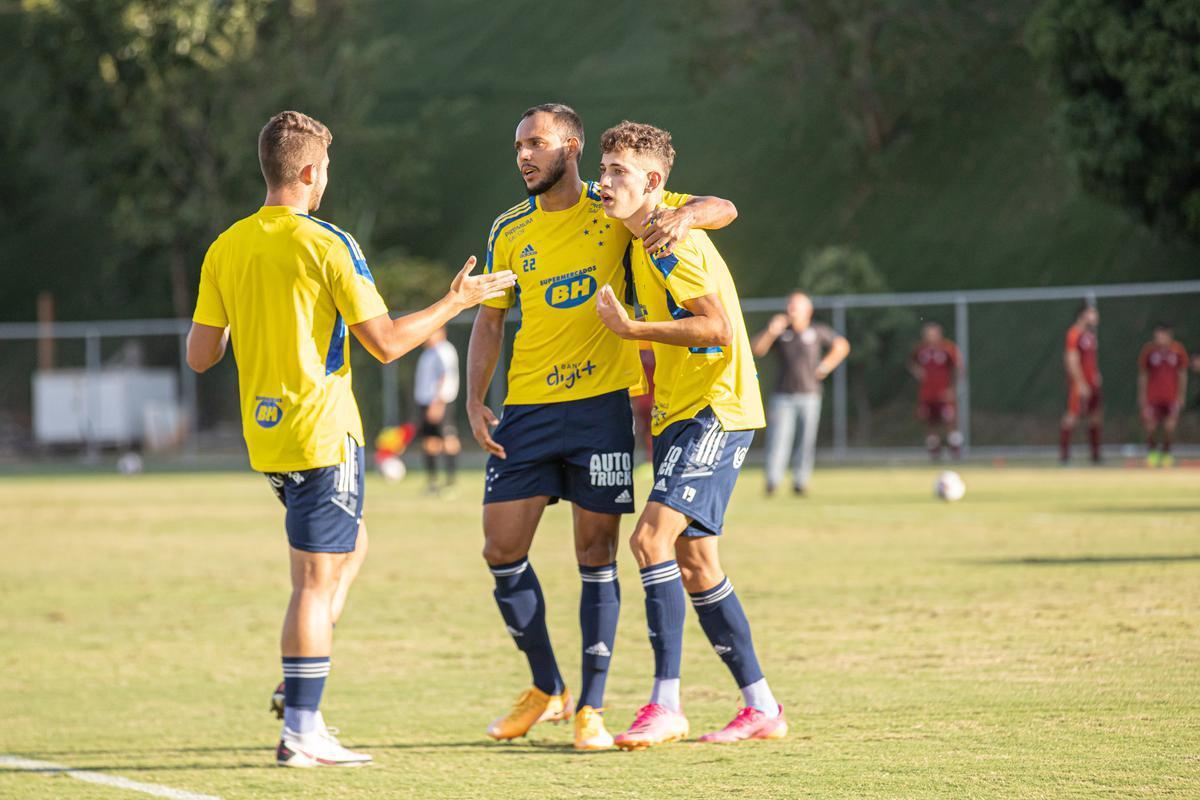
[1065,326,1100,387]
[911,341,960,402]
[1139,341,1188,405]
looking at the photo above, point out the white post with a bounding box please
[178,330,198,458]
[954,296,970,457]
[832,302,848,458]
[85,328,101,460]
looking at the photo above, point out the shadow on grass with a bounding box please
[1084,505,1200,514]
[967,554,1200,566]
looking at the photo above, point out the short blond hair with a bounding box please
[599,120,676,174]
[258,110,332,188]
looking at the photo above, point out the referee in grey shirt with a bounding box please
[751,291,850,496]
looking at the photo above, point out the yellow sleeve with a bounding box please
[662,190,692,208]
[653,238,715,304]
[483,217,516,310]
[325,234,388,325]
[191,243,228,328]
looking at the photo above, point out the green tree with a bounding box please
[1029,0,1200,240]
[10,0,446,319]
[798,246,915,443]
[678,0,1015,157]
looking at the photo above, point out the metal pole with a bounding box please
[954,296,970,457]
[831,302,848,458]
[381,361,399,428]
[178,331,198,459]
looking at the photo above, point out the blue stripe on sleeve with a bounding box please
[300,215,376,283]
[650,251,679,279]
[486,198,537,272]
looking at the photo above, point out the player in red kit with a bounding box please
[1138,322,1188,468]
[907,322,963,459]
[1060,304,1102,463]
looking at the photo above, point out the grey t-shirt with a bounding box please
[770,323,839,395]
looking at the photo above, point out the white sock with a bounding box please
[740,678,779,717]
[650,678,681,712]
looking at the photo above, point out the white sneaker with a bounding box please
[276,724,372,768]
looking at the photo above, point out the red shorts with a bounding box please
[1141,402,1176,424]
[1067,385,1102,416]
[918,400,956,424]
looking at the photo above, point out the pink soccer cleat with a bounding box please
[698,705,788,743]
[614,703,690,751]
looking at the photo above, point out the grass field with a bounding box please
[2,465,1198,799]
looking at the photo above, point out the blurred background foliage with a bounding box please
[1,0,1197,324]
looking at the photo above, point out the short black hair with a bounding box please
[1075,302,1094,319]
[521,103,584,161]
[1154,321,1173,331]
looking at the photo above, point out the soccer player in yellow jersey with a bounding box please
[186,111,515,767]
[467,103,738,749]
[594,121,787,748]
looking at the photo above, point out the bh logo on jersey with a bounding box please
[254,396,283,429]
[545,273,597,309]
[590,451,632,487]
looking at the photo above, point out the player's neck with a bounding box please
[624,191,666,239]
[537,174,585,212]
[264,187,311,213]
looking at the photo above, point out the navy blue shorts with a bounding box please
[649,408,754,537]
[265,436,364,553]
[485,390,635,514]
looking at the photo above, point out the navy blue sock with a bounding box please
[578,563,620,710]
[641,560,685,680]
[282,656,329,733]
[490,558,564,695]
[690,577,764,688]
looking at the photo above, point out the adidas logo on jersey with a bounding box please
[584,642,611,657]
[713,644,733,655]
[653,479,668,492]
[615,489,632,504]
[520,244,537,257]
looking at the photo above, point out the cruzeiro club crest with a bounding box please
[255,396,283,429]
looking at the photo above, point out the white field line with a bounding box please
[0,755,221,800]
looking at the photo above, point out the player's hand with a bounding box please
[1076,382,1092,401]
[467,400,505,459]
[767,313,789,336]
[595,284,633,338]
[642,206,696,255]
[448,256,517,310]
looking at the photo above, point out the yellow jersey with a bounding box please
[484,181,688,405]
[192,205,388,472]
[627,225,765,435]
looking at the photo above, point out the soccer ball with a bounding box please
[934,470,965,502]
[377,456,407,482]
[116,452,143,475]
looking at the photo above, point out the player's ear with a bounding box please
[645,170,665,194]
[299,163,316,186]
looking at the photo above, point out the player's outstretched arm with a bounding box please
[596,284,731,349]
[186,323,229,373]
[464,305,508,458]
[350,257,516,365]
[642,195,738,254]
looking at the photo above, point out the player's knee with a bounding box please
[444,437,461,455]
[482,538,527,566]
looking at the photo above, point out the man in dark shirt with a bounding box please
[751,291,850,496]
